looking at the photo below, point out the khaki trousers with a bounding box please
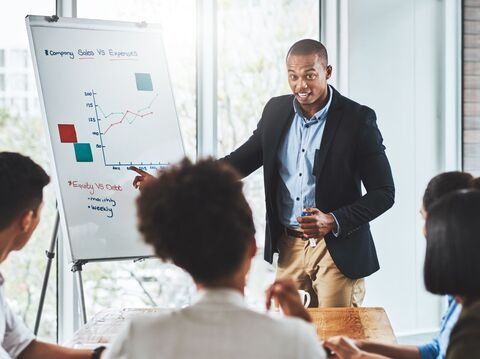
[276,233,365,307]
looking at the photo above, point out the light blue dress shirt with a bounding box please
[417,296,462,359]
[276,86,334,229]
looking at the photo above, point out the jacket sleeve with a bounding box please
[220,100,270,178]
[332,107,395,237]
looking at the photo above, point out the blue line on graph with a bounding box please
[96,93,158,119]
[136,93,158,113]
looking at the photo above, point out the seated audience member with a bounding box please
[104,158,326,359]
[425,190,480,358]
[322,172,479,359]
[0,152,95,359]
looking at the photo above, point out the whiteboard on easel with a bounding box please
[26,15,185,261]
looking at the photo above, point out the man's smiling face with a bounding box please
[286,52,332,117]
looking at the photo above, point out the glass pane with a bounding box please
[217,0,320,307]
[0,0,56,342]
[77,0,197,318]
[463,2,480,175]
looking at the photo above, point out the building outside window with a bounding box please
[0,0,56,341]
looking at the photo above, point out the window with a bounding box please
[78,0,320,315]
[78,0,197,318]
[217,0,320,239]
[463,0,480,175]
[0,1,56,341]
[216,0,320,306]
[3,0,321,334]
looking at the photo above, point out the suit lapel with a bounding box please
[314,87,345,180]
[264,96,295,188]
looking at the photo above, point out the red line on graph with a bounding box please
[102,110,153,135]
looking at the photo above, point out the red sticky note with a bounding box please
[58,124,77,143]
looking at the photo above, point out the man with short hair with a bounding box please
[106,158,326,359]
[130,39,395,308]
[222,39,395,307]
[0,151,98,359]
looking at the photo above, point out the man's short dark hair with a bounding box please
[424,189,480,297]
[137,158,255,283]
[422,171,477,212]
[286,39,328,65]
[0,152,50,230]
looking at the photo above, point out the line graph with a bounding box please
[96,93,158,134]
[102,110,153,135]
[90,90,168,167]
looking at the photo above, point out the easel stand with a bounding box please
[34,210,89,334]
[71,260,88,325]
[35,209,150,336]
[34,211,59,335]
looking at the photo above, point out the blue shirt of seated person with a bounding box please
[418,296,461,359]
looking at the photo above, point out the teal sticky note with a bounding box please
[74,143,93,162]
[135,73,153,91]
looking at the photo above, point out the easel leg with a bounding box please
[34,210,60,335]
[72,261,88,325]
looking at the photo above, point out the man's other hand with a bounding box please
[297,208,336,238]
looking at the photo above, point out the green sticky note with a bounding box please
[74,143,93,162]
[135,73,153,91]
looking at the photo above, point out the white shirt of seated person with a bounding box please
[104,288,326,359]
[0,273,35,359]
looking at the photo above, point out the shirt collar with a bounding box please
[194,288,246,307]
[293,84,333,122]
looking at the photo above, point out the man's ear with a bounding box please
[248,237,257,259]
[326,65,333,80]
[19,210,34,232]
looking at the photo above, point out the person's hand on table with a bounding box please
[128,166,155,191]
[265,277,312,323]
[323,336,390,359]
[297,208,336,239]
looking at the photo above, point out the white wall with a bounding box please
[346,0,455,334]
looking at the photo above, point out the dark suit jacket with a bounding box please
[223,87,394,279]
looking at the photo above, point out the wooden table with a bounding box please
[71,307,395,346]
[71,308,168,345]
[308,307,396,343]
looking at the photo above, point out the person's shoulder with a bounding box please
[276,315,317,333]
[267,314,317,340]
[264,94,294,108]
[447,300,480,357]
[274,316,326,358]
[458,299,480,325]
[126,309,178,334]
[332,88,375,118]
